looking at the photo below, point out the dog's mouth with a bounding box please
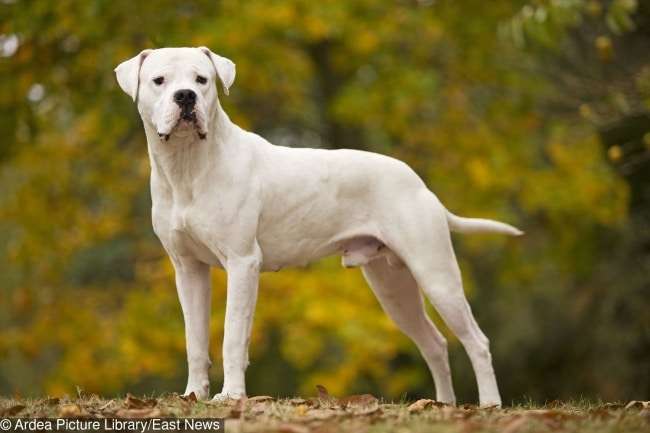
[180,109,196,122]
[158,111,207,141]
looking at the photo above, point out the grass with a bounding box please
[1,392,648,433]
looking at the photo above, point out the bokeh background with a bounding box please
[1,0,648,404]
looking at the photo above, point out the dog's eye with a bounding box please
[153,76,165,86]
[196,75,208,85]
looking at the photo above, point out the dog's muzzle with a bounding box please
[174,89,197,121]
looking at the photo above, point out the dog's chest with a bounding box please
[154,203,225,267]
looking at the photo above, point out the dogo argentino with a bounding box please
[115,47,522,407]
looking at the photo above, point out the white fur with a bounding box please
[115,47,522,407]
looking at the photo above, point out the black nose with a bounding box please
[173,89,196,107]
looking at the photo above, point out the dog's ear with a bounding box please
[114,49,152,101]
[199,47,236,96]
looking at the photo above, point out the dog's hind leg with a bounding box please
[403,232,501,406]
[381,192,501,407]
[417,267,501,407]
[362,257,456,404]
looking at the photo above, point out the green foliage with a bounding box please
[0,0,645,403]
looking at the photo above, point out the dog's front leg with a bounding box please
[174,258,212,400]
[214,253,261,400]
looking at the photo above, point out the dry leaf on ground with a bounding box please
[338,394,378,408]
[600,402,624,409]
[249,395,274,403]
[124,394,157,409]
[350,404,382,417]
[316,384,335,404]
[178,392,198,404]
[407,399,437,413]
[0,404,25,417]
[290,397,319,408]
[625,401,650,410]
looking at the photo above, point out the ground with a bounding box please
[1,388,648,433]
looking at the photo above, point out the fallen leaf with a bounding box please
[408,399,436,413]
[338,394,378,408]
[178,392,198,404]
[316,384,333,403]
[125,394,157,409]
[248,395,274,403]
[351,404,382,416]
[625,401,650,410]
[601,402,624,410]
[0,404,25,417]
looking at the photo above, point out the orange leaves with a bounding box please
[124,394,157,409]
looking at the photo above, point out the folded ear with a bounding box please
[114,49,152,101]
[199,47,236,95]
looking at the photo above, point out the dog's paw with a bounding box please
[212,391,246,402]
[479,400,502,409]
[184,382,210,400]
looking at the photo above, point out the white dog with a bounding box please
[115,47,522,407]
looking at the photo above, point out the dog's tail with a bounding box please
[446,210,523,236]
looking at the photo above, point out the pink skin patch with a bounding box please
[341,237,386,267]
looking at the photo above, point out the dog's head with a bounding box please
[115,47,235,140]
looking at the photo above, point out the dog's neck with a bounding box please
[143,103,234,206]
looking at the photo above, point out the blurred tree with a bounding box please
[504,0,649,399]
[0,0,641,403]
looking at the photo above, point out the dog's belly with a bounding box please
[258,238,340,271]
[255,206,380,271]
